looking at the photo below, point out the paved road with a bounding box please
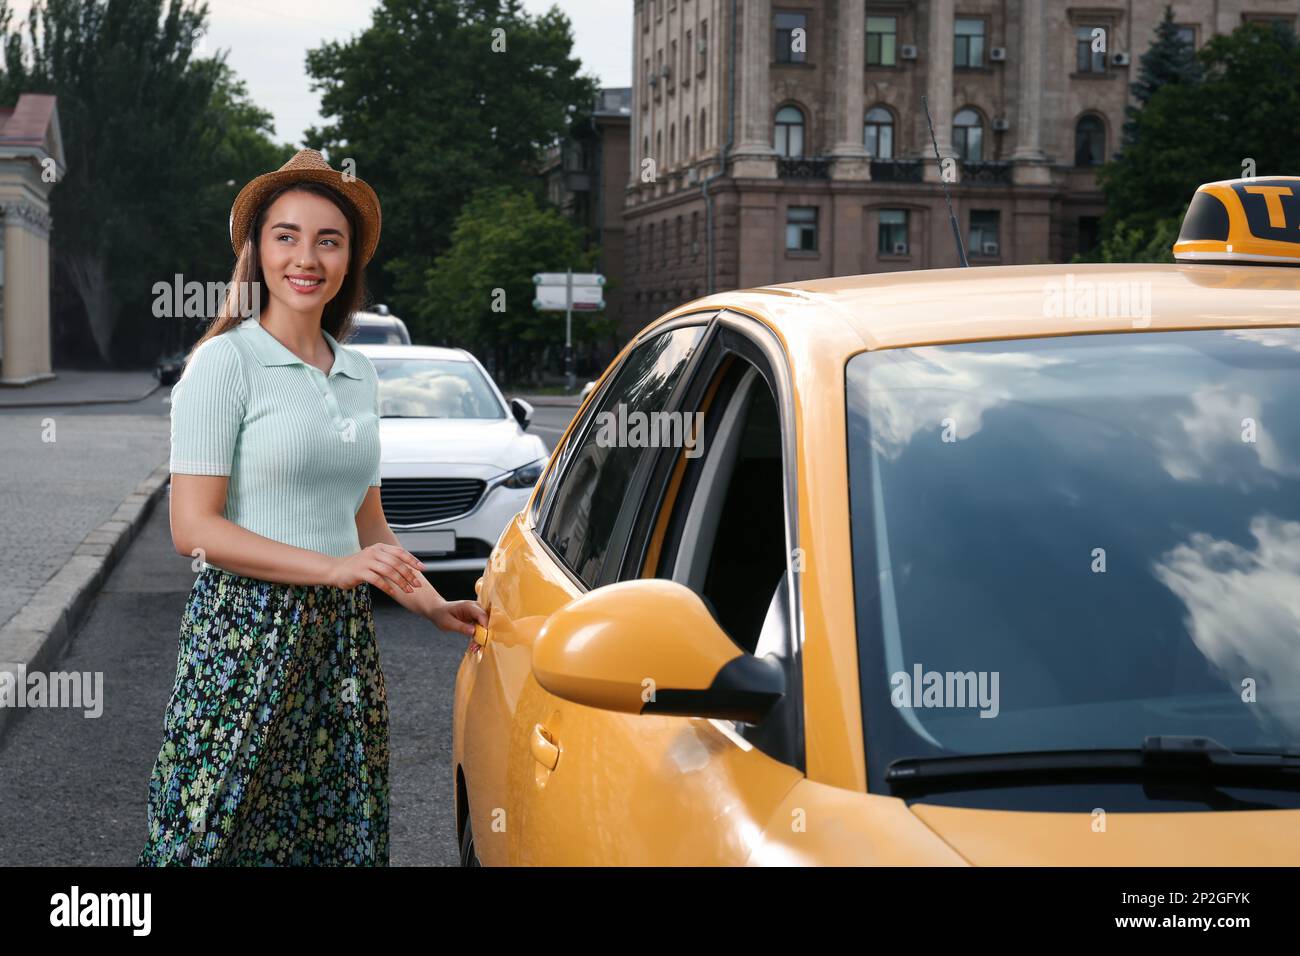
[0,397,579,867]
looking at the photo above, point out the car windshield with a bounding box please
[371,357,504,419]
[348,324,406,345]
[846,328,1300,792]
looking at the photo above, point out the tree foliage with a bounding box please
[303,0,598,329]
[424,183,610,384]
[1089,20,1300,261]
[0,0,288,364]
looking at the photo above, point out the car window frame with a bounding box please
[529,313,719,591]
[608,309,808,772]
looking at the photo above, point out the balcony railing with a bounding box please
[777,156,831,179]
[870,159,924,182]
[961,161,1013,184]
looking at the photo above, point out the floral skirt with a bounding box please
[137,567,389,866]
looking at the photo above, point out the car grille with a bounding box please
[380,477,486,525]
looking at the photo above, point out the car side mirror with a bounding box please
[510,397,533,430]
[531,579,784,723]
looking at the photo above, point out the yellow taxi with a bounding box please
[452,179,1300,865]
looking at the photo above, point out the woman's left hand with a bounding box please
[427,598,488,637]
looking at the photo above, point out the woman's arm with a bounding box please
[354,486,487,636]
[170,473,422,595]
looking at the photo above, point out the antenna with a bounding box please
[921,95,969,268]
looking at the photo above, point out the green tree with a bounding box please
[0,0,288,365]
[1089,21,1300,261]
[423,184,610,385]
[303,0,597,327]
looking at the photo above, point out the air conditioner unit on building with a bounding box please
[697,38,708,54]
[992,117,1010,131]
[685,166,699,184]
[892,242,908,255]
[982,241,1000,256]
[1111,52,1131,66]
[990,46,1007,61]
[900,44,919,60]
[661,64,673,78]
[648,73,658,87]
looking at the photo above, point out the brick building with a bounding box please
[623,0,1300,333]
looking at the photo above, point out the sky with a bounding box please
[201,0,632,147]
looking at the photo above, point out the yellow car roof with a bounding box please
[1173,176,1300,266]
[660,262,1300,357]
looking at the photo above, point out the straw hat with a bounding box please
[228,148,382,264]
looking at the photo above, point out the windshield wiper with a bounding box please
[886,736,1300,793]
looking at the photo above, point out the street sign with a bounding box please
[533,270,605,313]
[534,272,605,287]
[532,268,605,390]
[534,284,604,311]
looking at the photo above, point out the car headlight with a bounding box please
[502,458,547,489]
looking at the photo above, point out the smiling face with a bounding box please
[256,187,352,319]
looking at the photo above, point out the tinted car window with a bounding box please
[543,326,706,587]
[846,329,1300,799]
[371,358,504,419]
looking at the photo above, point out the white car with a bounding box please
[352,344,549,573]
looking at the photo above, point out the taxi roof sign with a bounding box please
[1173,176,1300,265]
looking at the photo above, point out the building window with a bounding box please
[1174,24,1197,47]
[676,215,683,263]
[1074,114,1105,166]
[1077,216,1100,256]
[866,15,897,66]
[683,116,691,160]
[878,209,908,255]
[691,210,699,256]
[955,18,985,68]
[864,106,895,159]
[953,107,983,162]
[669,124,676,165]
[774,105,805,157]
[786,206,818,251]
[700,108,708,149]
[699,20,709,75]
[1076,26,1107,73]
[1242,13,1296,33]
[669,39,677,91]
[656,130,662,164]
[970,210,1000,256]
[775,11,807,63]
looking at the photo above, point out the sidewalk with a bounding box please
[0,370,170,745]
[0,369,160,407]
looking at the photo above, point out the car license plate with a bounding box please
[402,530,456,554]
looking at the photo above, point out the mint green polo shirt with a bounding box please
[169,316,382,573]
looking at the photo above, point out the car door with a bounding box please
[460,319,712,864]
[481,313,806,864]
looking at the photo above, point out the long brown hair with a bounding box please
[186,181,368,363]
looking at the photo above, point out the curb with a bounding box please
[0,460,171,748]
[0,381,162,409]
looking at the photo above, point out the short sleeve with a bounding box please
[368,362,382,487]
[169,334,247,476]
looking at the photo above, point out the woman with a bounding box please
[138,149,487,866]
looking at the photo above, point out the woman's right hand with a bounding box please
[330,544,425,596]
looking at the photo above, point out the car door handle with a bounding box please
[531,723,560,771]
